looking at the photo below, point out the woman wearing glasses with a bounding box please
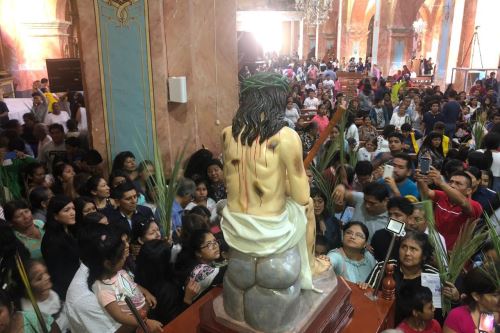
[326,221,376,283]
[175,229,227,304]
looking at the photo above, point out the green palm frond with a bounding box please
[422,200,488,314]
[310,166,334,214]
[480,212,500,289]
[134,133,186,238]
[15,253,49,333]
[471,116,486,148]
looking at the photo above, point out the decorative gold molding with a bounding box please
[106,0,139,25]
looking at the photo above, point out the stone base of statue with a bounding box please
[199,248,353,333]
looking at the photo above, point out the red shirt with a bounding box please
[398,319,442,333]
[312,115,329,134]
[432,190,482,251]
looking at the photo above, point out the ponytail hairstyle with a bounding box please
[86,227,126,290]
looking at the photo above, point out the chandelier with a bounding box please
[295,0,335,25]
[412,18,427,34]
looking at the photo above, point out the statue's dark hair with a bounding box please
[232,73,289,145]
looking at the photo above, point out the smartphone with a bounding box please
[386,218,405,235]
[419,157,431,175]
[478,312,494,333]
[383,164,394,178]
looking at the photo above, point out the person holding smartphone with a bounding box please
[443,264,499,333]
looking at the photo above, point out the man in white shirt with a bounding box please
[322,74,335,95]
[304,78,317,92]
[44,103,70,132]
[303,90,320,110]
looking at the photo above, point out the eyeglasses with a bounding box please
[344,230,366,240]
[200,239,220,250]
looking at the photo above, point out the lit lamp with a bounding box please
[412,18,426,34]
[412,18,426,60]
[295,0,334,59]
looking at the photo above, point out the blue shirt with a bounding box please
[378,177,420,199]
[327,248,376,283]
[171,200,183,230]
[442,100,461,124]
[422,111,444,135]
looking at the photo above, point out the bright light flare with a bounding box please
[239,12,283,54]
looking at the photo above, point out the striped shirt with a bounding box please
[365,259,439,289]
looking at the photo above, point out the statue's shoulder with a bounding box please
[222,126,232,140]
[277,126,301,143]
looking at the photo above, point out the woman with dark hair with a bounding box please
[206,159,226,202]
[29,186,53,223]
[73,196,97,227]
[5,199,45,260]
[179,213,211,247]
[136,160,154,195]
[85,175,115,211]
[358,79,374,116]
[0,288,58,333]
[327,221,376,283]
[69,92,87,132]
[85,225,162,332]
[174,229,226,303]
[347,97,361,116]
[358,115,378,142]
[135,240,199,323]
[111,151,137,181]
[185,178,217,220]
[184,148,213,180]
[362,231,440,324]
[417,131,445,171]
[299,121,319,154]
[51,162,76,199]
[311,187,341,251]
[41,195,80,300]
[108,169,129,188]
[483,132,500,192]
[443,263,500,333]
[482,96,495,115]
[81,211,109,226]
[130,216,161,260]
[24,162,47,195]
[345,112,359,146]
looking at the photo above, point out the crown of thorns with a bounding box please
[240,72,290,95]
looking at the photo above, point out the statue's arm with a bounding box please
[280,128,310,206]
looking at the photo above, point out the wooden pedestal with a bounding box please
[163,282,394,333]
[199,277,353,333]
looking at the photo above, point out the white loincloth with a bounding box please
[221,199,313,290]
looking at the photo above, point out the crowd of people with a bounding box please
[277,60,500,333]
[0,60,499,333]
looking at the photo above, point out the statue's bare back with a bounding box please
[222,126,310,216]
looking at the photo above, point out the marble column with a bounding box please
[371,0,381,65]
[336,0,342,60]
[374,0,392,76]
[299,19,304,59]
[435,0,456,87]
[456,0,477,68]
